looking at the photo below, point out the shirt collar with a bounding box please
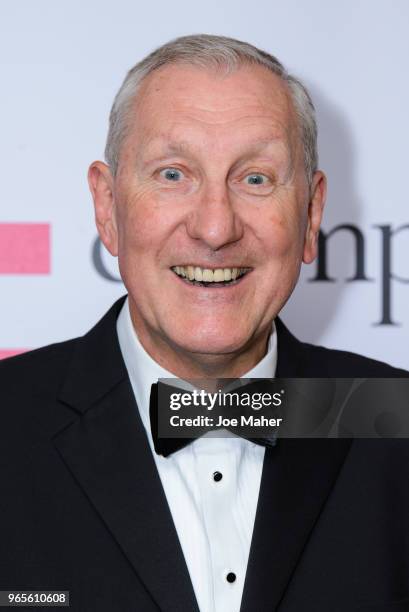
[117,296,277,435]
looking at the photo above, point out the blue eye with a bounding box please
[160,168,183,181]
[245,174,268,185]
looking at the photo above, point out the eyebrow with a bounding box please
[139,135,295,184]
[142,135,290,162]
[147,141,190,156]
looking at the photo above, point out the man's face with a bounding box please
[90,63,325,369]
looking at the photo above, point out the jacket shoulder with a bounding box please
[301,341,408,377]
[0,338,79,397]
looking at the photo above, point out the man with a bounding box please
[1,35,408,612]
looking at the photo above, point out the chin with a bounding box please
[167,324,251,357]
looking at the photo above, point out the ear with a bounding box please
[302,170,327,264]
[88,161,118,257]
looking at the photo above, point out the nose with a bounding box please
[186,182,244,250]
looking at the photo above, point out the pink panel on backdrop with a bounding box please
[0,349,27,360]
[0,223,50,274]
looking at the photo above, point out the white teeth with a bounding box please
[202,269,214,282]
[213,268,225,282]
[194,267,203,282]
[172,265,250,283]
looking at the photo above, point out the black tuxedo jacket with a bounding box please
[1,295,409,612]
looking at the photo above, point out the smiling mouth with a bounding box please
[171,265,252,287]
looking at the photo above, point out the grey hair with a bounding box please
[105,34,318,185]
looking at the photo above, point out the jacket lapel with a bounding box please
[48,297,351,612]
[51,297,199,612]
[240,318,352,612]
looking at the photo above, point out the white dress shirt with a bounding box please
[116,297,277,612]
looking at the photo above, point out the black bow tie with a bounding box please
[149,380,282,457]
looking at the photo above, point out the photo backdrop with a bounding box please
[1,0,408,368]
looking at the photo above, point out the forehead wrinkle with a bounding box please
[139,103,292,130]
[129,62,301,158]
[142,131,291,159]
[138,64,292,118]
[132,88,297,154]
[165,102,289,122]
